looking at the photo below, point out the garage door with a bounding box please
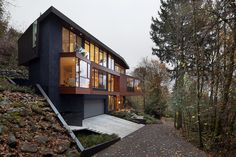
[84,99,104,118]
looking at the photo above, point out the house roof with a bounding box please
[36,6,129,69]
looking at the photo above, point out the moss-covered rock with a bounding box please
[0,84,80,156]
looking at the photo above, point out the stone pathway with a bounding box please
[94,119,207,157]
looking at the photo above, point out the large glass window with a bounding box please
[62,27,82,53]
[60,57,90,88]
[81,41,90,59]
[95,46,99,64]
[115,63,125,74]
[108,54,114,70]
[62,28,70,52]
[77,36,82,49]
[108,74,115,92]
[127,77,134,92]
[103,51,107,67]
[60,57,76,87]
[69,32,76,52]
[99,51,103,66]
[92,68,107,90]
[79,60,90,88]
[90,43,94,62]
[98,50,107,67]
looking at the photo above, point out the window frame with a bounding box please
[92,68,107,90]
[127,77,134,92]
[62,27,83,53]
[78,60,90,88]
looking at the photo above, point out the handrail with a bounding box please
[36,84,84,151]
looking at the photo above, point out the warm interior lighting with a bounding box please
[60,57,76,87]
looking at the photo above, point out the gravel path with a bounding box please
[94,120,207,157]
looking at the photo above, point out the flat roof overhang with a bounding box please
[23,6,130,69]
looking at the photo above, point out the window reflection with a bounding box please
[127,77,134,92]
[62,27,81,53]
[80,60,87,77]
[80,77,90,88]
[82,41,90,60]
[103,51,107,67]
[60,57,90,88]
[92,68,107,90]
[79,60,90,88]
[108,55,114,70]
[115,63,125,74]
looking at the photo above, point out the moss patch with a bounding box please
[0,77,34,94]
[77,130,118,148]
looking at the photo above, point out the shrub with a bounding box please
[109,111,161,124]
[77,131,118,148]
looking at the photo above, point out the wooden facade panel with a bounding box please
[119,74,127,93]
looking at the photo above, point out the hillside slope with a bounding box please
[0,77,80,157]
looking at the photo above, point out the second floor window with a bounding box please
[62,28,70,52]
[62,27,82,53]
[79,60,90,88]
[60,57,90,88]
[115,63,125,74]
[95,46,99,64]
[60,57,76,87]
[108,55,114,70]
[127,77,134,92]
[92,69,107,90]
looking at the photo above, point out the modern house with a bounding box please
[18,6,142,126]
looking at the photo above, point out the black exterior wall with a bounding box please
[28,14,60,108]
[18,24,39,65]
[24,13,108,126]
[60,94,84,126]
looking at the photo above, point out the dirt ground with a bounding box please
[94,119,207,157]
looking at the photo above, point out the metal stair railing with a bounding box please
[36,84,84,151]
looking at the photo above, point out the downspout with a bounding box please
[36,84,84,151]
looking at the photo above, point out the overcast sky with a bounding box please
[7,0,160,72]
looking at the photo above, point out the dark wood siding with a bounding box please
[18,24,39,65]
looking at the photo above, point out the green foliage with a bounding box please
[0,0,24,70]
[77,131,118,148]
[109,111,160,124]
[144,86,168,119]
[132,58,169,118]
[0,77,34,94]
[109,111,133,120]
[151,0,236,153]
[126,96,144,112]
[143,114,160,124]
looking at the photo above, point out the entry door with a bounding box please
[84,99,104,118]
